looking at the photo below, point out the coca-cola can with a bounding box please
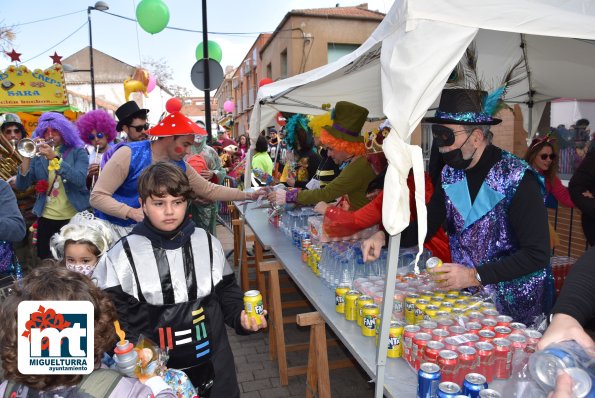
[419,320,438,334]
[492,337,512,379]
[465,321,482,335]
[449,325,466,336]
[431,328,450,343]
[437,318,455,331]
[480,318,497,331]
[474,341,495,383]
[412,332,432,370]
[403,325,421,366]
[456,345,478,386]
[494,326,512,339]
[495,315,512,327]
[509,322,527,334]
[481,302,497,310]
[482,309,500,320]
[443,336,462,351]
[478,329,496,343]
[438,349,459,383]
[467,311,484,323]
[523,329,542,348]
[424,340,445,364]
[461,333,479,347]
[509,333,527,352]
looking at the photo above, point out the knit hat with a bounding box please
[148,98,207,137]
[323,101,369,143]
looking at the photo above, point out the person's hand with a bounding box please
[37,142,57,160]
[87,163,100,177]
[200,169,214,180]
[429,263,480,290]
[582,190,594,198]
[268,190,286,205]
[127,207,144,222]
[538,313,595,351]
[362,230,385,262]
[286,176,295,187]
[549,371,574,398]
[314,201,329,214]
[240,310,268,331]
[246,190,266,200]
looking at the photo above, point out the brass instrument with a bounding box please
[0,134,21,180]
[16,138,55,158]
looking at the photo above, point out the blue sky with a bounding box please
[2,0,393,96]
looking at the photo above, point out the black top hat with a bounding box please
[115,101,149,131]
[423,89,501,126]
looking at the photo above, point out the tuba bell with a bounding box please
[0,134,22,180]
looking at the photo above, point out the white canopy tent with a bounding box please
[246,1,595,396]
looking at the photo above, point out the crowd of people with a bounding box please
[1,84,594,395]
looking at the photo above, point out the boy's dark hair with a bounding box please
[138,161,194,202]
[255,135,269,153]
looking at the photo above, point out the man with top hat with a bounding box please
[395,88,553,325]
[90,98,262,239]
[115,100,150,142]
[268,101,376,210]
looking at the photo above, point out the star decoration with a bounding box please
[6,49,21,62]
[19,82,25,86]
[50,52,62,65]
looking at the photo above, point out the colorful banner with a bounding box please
[0,64,67,108]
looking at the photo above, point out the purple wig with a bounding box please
[32,112,85,149]
[75,109,117,145]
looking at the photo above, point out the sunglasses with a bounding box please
[87,132,105,141]
[540,153,556,160]
[431,124,468,147]
[128,123,149,132]
[4,128,20,133]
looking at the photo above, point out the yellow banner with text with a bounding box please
[0,64,67,108]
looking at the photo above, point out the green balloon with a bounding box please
[136,0,170,34]
[195,40,223,63]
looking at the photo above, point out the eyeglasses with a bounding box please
[87,132,105,141]
[128,123,149,132]
[430,124,468,147]
[540,153,556,160]
[4,128,20,134]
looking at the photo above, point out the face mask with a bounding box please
[441,132,476,170]
[65,262,96,277]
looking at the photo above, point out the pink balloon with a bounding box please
[223,100,235,113]
[147,74,157,93]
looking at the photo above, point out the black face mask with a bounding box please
[441,132,477,170]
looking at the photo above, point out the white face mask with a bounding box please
[65,262,96,277]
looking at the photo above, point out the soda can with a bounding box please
[493,326,511,339]
[434,290,448,299]
[419,320,438,334]
[480,318,497,331]
[452,308,466,317]
[431,328,450,343]
[482,309,499,320]
[444,294,459,304]
[474,342,495,383]
[459,291,473,298]
[405,293,420,324]
[403,324,421,366]
[443,336,462,352]
[356,295,374,326]
[461,333,479,347]
[564,367,593,398]
[413,332,432,370]
[426,256,443,272]
[393,291,405,316]
[417,362,441,398]
[509,322,527,333]
[523,329,542,349]
[457,345,478,386]
[301,239,311,262]
[478,389,502,398]
[243,290,264,325]
[424,340,445,364]
[440,302,454,311]
[437,318,455,331]
[387,320,405,358]
[492,338,512,379]
[437,310,452,318]
[425,304,440,320]
[415,299,430,324]
[481,302,496,310]
[448,325,466,336]
[478,329,496,343]
[454,299,468,310]
[462,373,488,398]
[344,290,361,321]
[509,333,527,352]
[420,291,434,302]
[438,350,459,383]
[495,315,512,327]
[361,303,379,337]
[467,311,484,323]
[447,290,460,296]
[437,381,461,398]
[335,284,350,314]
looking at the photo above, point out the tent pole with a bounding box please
[520,33,536,137]
[374,232,401,398]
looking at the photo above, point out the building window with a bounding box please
[266,63,272,79]
[327,43,359,63]
[280,50,288,78]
